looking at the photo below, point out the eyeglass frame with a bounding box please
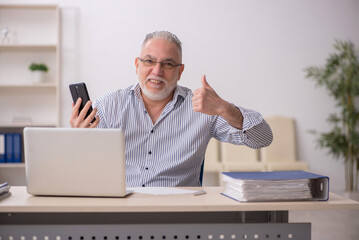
[137,57,183,70]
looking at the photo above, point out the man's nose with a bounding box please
[152,62,164,75]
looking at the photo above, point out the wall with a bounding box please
[1,0,359,191]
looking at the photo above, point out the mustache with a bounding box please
[146,75,167,83]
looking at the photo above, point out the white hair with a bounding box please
[142,31,182,57]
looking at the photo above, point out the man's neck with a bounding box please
[141,91,175,124]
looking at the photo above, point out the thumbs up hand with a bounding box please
[192,75,244,129]
[192,75,226,116]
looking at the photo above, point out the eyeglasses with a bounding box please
[137,57,182,70]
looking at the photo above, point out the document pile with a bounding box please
[221,171,329,202]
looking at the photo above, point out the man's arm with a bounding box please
[192,75,272,148]
[192,75,243,129]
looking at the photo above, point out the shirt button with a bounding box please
[145,167,149,170]
[151,130,154,133]
[142,184,145,187]
[149,151,152,154]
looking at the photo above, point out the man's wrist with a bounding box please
[218,99,231,116]
[219,101,244,130]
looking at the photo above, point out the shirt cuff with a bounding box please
[227,106,264,134]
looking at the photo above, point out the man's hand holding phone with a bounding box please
[69,82,100,128]
[70,98,100,128]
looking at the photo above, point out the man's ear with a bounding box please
[177,64,185,81]
[135,57,139,74]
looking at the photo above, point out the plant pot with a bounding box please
[31,70,44,84]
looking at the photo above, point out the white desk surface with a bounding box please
[1,186,358,213]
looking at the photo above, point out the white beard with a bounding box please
[139,75,177,101]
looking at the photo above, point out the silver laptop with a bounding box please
[24,127,129,197]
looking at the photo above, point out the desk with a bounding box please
[1,187,359,240]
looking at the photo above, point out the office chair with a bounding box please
[261,116,309,171]
[199,159,204,186]
[203,138,223,186]
[220,142,265,172]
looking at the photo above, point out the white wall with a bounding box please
[2,0,359,191]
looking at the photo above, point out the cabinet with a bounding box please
[0,5,60,185]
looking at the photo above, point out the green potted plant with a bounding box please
[305,40,359,192]
[28,63,48,83]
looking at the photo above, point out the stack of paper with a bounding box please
[221,171,329,202]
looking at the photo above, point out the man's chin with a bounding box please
[140,81,177,101]
[142,88,171,101]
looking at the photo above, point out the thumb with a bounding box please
[201,74,212,89]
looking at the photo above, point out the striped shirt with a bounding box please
[94,84,273,187]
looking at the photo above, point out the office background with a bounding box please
[1,0,359,192]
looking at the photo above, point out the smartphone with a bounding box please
[69,82,95,123]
